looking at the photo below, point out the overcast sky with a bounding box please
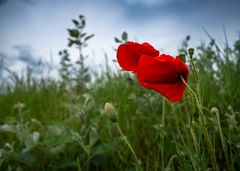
[0,0,240,76]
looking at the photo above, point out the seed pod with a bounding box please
[188,48,194,56]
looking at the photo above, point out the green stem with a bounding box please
[77,157,81,171]
[189,57,202,118]
[161,99,165,170]
[180,76,196,100]
[189,57,199,81]
[215,111,230,171]
[169,102,197,171]
[167,154,177,168]
[115,123,140,166]
[180,76,217,170]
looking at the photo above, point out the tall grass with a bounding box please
[0,32,240,170]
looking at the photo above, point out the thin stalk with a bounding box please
[169,103,197,171]
[190,128,200,156]
[189,55,217,170]
[167,154,178,169]
[215,111,230,171]
[189,58,199,82]
[189,56,202,120]
[161,99,165,170]
[180,76,217,170]
[183,98,199,155]
[18,106,24,124]
[77,157,81,171]
[115,123,140,166]
[183,97,192,126]
[86,155,90,171]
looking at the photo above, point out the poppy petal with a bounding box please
[175,56,189,80]
[136,54,189,102]
[117,42,159,71]
[142,81,186,102]
[137,54,179,84]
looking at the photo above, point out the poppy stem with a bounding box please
[189,57,202,115]
[115,123,140,167]
[168,102,198,171]
[189,58,199,82]
[180,76,196,99]
[180,76,217,170]
[161,99,166,170]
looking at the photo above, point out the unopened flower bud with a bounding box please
[188,48,194,56]
[104,102,118,123]
[179,54,186,63]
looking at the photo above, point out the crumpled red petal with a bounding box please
[136,54,189,102]
[117,42,159,71]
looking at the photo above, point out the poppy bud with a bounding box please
[179,54,186,63]
[188,48,194,56]
[104,102,118,123]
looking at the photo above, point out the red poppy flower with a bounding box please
[117,42,159,71]
[136,54,189,102]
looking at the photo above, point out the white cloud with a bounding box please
[1,0,240,78]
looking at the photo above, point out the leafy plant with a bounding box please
[67,15,94,92]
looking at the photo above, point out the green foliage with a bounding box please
[60,14,94,92]
[68,29,80,38]
[59,49,73,88]
[67,15,94,49]
[0,18,240,170]
[114,31,128,44]
[179,54,186,63]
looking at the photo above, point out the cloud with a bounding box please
[12,45,52,74]
[0,46,41,69]
[13,45,40,66]
[1,0,240,78]
[0,51,19,80]
[0,51,17,68]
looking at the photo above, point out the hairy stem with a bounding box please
[169,102,197,171]
[161,99,165,170]
[180,76,217,170]
[215,111,230,171]
[115,123,140,166]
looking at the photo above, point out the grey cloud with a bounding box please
[13,45,40,67]
[0,51,16,67]
[12,45,50,74]
[0,52,18,80]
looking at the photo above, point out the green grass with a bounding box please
[0,39,240,171]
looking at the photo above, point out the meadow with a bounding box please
[0,16,240,170]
